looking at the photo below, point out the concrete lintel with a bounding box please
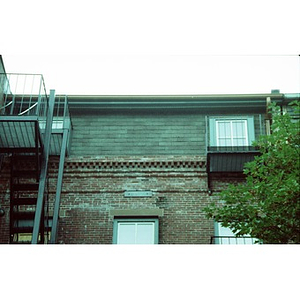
[110,208,164,217]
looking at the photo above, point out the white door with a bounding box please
[117,221,156,244]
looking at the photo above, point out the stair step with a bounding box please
[10,240,49,244]
[12,211,35,220]
[10,241,31,244]
[12,183,39,191]
[12,197,37,205]
[11,213,53,222]
[11,222,52,234]
[11,215,53,233]
[12,170,39,178]
[12,154,39,161]
[11,226,34,234]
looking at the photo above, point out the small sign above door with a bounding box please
[124,190,153,197]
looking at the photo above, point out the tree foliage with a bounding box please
[203,101,300,244]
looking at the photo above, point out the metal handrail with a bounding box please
[50,128,69,244]
[207,146,260,153]
[31,90,55,244]
[210,236,260,244]
[0,100,13,110]
[18,102,38,116]
[50,95,72,243]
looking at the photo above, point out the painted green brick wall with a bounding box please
[70,110,206,156]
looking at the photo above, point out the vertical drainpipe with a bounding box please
[265,96,272,135]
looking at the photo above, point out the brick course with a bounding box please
[0,154,247,244]
[49,155,213,244]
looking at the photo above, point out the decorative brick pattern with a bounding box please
[61,156,206,170]
[46,155,213,244]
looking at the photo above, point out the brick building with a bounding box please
[0,56,299,244]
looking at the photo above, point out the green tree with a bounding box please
[203,101,300,244]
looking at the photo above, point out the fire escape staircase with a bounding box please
[0,73,71,244]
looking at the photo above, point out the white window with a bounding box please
[214,222,258,244]
[209,116,255,147]
[113,218,159,244]
[216,119,248,146]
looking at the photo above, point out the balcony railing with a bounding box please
[0,73,72,154]
[207,146,259,153]
[211,236,260,244]
[0,73,48,118]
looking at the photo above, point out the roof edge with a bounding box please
[66,93,291,113]
[66,93,286,101]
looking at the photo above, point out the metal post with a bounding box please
[50,127,69,243]
[9,155,15,243]
[31,89,55,244]
[34,121,40,181]
[36,75,43,116]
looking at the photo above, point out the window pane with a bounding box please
[218,138,232,146]
[215,223,257,244]
[232,137,247,146]
[118,223,136,244]
[232,121,245,137]
[217,121,231,138]
[216,119,249,147]
[217,121,231,146]
[136,223,155,244]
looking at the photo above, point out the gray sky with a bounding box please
[1,1,299,95]
[2,54,300,95]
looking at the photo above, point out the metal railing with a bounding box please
[31,90,55,244]
[53,95,72,130]
[49,95,72,243]
[207,146,260,153]
[37,94,72,131]
[211,236,260,244]
[0,73,48,117]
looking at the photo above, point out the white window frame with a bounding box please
[113,218,159,244]
[214,222,258,245]
[216,119,248,147]
[209,116,255,147]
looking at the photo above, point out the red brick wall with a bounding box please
[0,157,10,243]
[48,155,214,244]
[1,155,240,244]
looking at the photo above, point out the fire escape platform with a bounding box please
[0,116,40,152]
[0,116,70,155]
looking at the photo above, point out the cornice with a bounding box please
[49,156,206,170]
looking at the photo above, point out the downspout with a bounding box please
[265,96,272,135]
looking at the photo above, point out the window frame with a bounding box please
[214,222,258,244]
[209,116,255,147]
[112,218,159,244]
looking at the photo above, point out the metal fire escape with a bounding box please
[0,73,72,244]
